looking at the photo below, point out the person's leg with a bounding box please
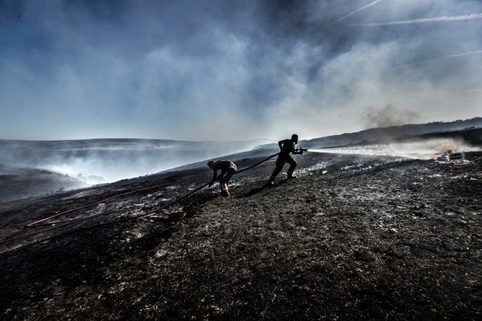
[222,182,229,196]
[267,156,285,184]
[286,155,297,178]
[224,167,236,196]
[218,171,227,193]
[219,171,230,196]
[224,168,235,193]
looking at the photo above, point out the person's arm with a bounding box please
[209,169,217,186]
[292,141,303,154]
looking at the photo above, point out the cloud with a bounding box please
[356,13,482,26]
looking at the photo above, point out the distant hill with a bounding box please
[1,118,480,200]
[303,117,482,149]
[0,165,86,202]
[0,138,268,184]
[169,117,482,172]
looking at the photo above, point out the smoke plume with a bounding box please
[362,105,420,128]
[0,0,481,141]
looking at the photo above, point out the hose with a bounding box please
[1,153,280,249]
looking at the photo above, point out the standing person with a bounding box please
[208,160,237,197]
[266,134,303,186]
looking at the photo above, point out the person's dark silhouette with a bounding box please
[208,160,237,197]
[266,134,303,186]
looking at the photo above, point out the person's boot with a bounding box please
[265,173,276,186]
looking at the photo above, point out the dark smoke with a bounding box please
[0,0,481,140]
[362,105,421,128]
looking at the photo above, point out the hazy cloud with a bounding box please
[0,0,481,141]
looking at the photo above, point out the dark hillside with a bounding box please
[0,165,86,202]
[1,150,481,320]
[303,117,482,149]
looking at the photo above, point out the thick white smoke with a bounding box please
[0,0,481,141]
[308,138,481,160]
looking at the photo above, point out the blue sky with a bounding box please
[0,0,481,140]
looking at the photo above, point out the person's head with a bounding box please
[291,134,298,143]
[207,161,214,169]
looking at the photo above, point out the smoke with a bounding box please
[308,138,481,160]
[362,105,420,128]
[0,0,481,141]
[434,139,464,155]
[0,139,266,184]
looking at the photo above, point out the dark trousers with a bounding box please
[218,168,236,192]
[268,154,296,182]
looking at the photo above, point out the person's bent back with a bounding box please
[208,160,237,197]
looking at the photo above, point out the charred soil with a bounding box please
[0,152,481,320]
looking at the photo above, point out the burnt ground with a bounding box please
[0,151,481,321]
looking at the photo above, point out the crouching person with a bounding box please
[208,160,237,197]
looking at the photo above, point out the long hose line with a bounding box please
[24,182,171,228]
[1,153,279,248]
[235,152,279,174]
[24,152,279,229]
[0,183,210,248]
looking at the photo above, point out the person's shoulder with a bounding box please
[216,160,230,166]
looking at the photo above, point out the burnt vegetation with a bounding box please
[0,145,481,320]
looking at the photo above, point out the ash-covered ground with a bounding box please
[0,149,481,320]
